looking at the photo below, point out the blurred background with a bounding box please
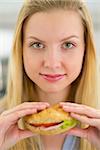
[0,0,100,98]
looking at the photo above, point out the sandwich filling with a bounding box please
[28,119,77,131]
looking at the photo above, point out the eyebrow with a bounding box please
[26,35,80,43]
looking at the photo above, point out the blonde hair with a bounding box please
[0,0,98,150]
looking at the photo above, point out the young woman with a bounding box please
[0,0,100,150]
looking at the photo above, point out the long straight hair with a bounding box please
[0,0,98,150]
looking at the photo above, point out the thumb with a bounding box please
[18,129,37,140]
[67,127,88,139]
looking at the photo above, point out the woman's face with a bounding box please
[23,10,85,93]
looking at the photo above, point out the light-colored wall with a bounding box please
[0,0,100,58]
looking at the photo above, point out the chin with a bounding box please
[40,84,69,93]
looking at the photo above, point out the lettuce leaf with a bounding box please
[60,118,78,129]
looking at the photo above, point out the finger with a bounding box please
[60,102,100,119]
[0,108,38,134]
[3,108,37,127]
[18,129,37,141]
[60,102,81,107]
[67,127,88,139]
[1,103,50,129]
[71,112,100,129]
[1,102,50,116]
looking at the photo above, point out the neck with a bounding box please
[41,134,67,150]
[34,85,71,105]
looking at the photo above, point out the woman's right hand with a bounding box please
[0,102,49,150]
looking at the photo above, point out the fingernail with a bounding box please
[63,106,70,110]
[59,102,65,105]
[46,103,50,106]
[44,103,50,107]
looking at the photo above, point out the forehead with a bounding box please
[23,9,84,39]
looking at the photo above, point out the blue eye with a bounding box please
[62,42,74,49]
[30,42,44,49]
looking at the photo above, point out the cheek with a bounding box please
[64,52,84,76]
[71,60,83,75]
[23,52,41,77]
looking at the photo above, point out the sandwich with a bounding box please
[23,104,78,135]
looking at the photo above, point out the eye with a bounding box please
[30,42,44,49]
[62,42,74,49]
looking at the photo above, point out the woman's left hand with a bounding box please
[60,102,100,149]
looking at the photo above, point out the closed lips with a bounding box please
[39,73,66,77]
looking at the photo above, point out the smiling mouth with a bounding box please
[39,73,66,82]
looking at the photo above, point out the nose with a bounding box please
[43,48,62,69]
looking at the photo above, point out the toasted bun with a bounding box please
[23,104,78,135]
